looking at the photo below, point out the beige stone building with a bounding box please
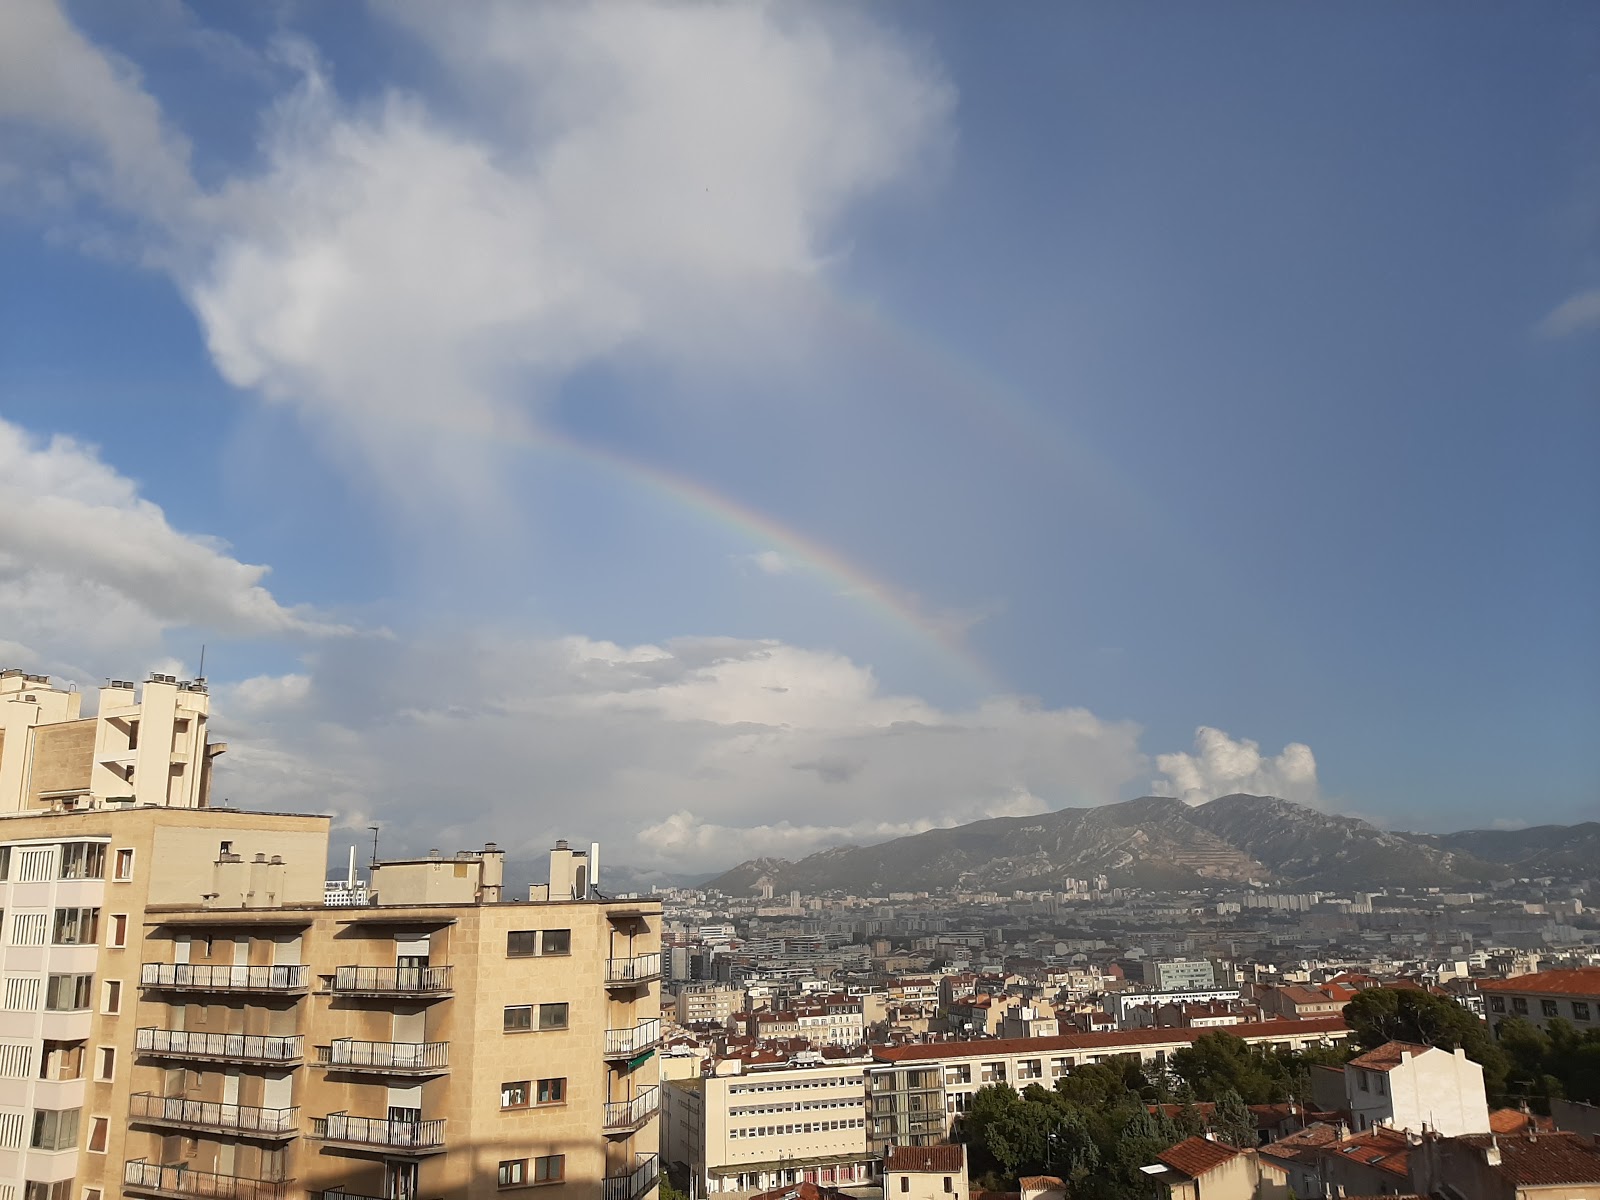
[0,672,224,815]
[0,804,661,1200]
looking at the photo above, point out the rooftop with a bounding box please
[1156,1136,1241,1179]
[871,1015,1348,1062]
[1477,968,1600,998]
[1451,1132,1600,1186]
[1347,1041,1433,1072]
[886,1146,966,1174]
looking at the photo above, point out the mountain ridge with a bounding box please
[703,794,1590,895]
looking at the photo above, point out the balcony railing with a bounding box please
[124,1160,291,1200]
[603,1087,660,1133]
[311,1113,447,1153]
[605,953,663,987]
[136,1028,303,1064]
[330,965,453,996]
[604,1154,660,1200]
[141,963,308,993]
[604,1018,661,1060]
[129,1093,299,1139]
[316,1039,448,1073]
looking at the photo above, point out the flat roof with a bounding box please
[871,1016,1349,1062]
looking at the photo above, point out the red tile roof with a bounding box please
[1477,968,1600,998]
[1451,1132,1600,1186]
[1260,1122,1342,1166]
[871,1016,1348,1062]
[887,1146,967,1174]
[1347,1041,1433,1072]
[1489,1108,1556,1135]
[1157,1136,1242,1178]
[1017,1177,1064,1191]
[1323,1127,1411,1179]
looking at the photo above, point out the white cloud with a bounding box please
[0,417,347,673]
[1537,289,1600,338]
[213,633,1145,873]
[1152,725,1320,807]
[2,1,954,499]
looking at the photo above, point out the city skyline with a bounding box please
[1,1,1595,870]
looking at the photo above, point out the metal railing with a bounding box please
[312,1112,447,1150]
[605,953,662,986]
[604,1154,660,1200]
[316,1039,448,1072]
[129,1093,299,1137]
[141,963,308,992]
[330,965,453,995]
[604,1018,661,1059]
[124,1160,290,1200]
[136,1028,303,1063]
[603,1087,660,1131]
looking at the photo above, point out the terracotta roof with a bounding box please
[1489,1108,1556,1135]
[1156,1137,1242,1178]
[1451,1132,1600,1186]
[871,1016,1348,1062]
[1260,1122,1342,1166]
[1476,968,1600,998]
[1017,1177,1064,1191]
[886,1146,966,1174]
[1347,1041,1433,1072]
[750,1182,853,1200]
[1323,1127,1411,1179]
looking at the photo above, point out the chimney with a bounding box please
[1484,1135,1501,1167]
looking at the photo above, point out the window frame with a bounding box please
[498,1159,528,1189]
[94,1047,115,1082]
[86,1116,109,1154]
[536,1077,566,1105]
[501,1081,531,1109]
[112,848,135,883]
[503,1005,533,1034]
[538,1002,569,1031]
[506,931,537,958]
[540,929,571,956]
[533,1154,565,1184]
[101,980,122,1015]
[107,914,128,949]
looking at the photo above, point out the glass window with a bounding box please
[1512,997,1528,1014]
[31,1108,80,1151]
[1489,996,1505,1013]
[498,1160,526,1188]
[52,908,99,945]
[537,1078,565,1104]
[541,929,571,956]
[502,1081,530,1109]
[1574,1001,1592,1021]
[534,1155,564,1183]
[504,1006,532,1033]
[58,844,105,881]
[0,847,8,880]
[1542,999,1560,1018]
[538,1003,568,1030]
[112,850,134,882]
[24,1183,75,1200]
[45,975,93,1012]
[507,931,537,958]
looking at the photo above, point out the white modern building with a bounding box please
[1344,1041,1490,1136]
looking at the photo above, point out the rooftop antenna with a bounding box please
[369,825,380,869]
[197,644,206,680]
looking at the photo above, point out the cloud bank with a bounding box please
[1152,725,1320,808]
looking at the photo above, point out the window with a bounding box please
[102,980,121,1015]
[112,849,134,882]
[31,1107,80,1151]
[507,931,537,958]
[943,1178,953,1194]
[901,1179,910,1193]
[1542,999,1560,1018]
[58,843,105,880]
[541,929,571,956]
[1358,1072,1370,1092]
[538,1003,568,1030]
[533,1155,564,1183]
[536,1078,565,1105]
[40,1042,84,1081]
[25,1182,75,1200]
[87,1116,108,1153]
[85,1190,104,1200]
[1489,996,1505,1013]
[1574,1001,1592,1021]
[45,975,93,1012]
[53,908,100,946]
[12,912,48,946]
[1512,997,1529,1014]
[504,1005,532,1033]
[499,1160,526,1188]
[95,1048,114,1082]
[0,846,7,879]
[502,1081,530,1109]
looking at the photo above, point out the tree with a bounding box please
[1211,1089,1256,1148]
[1170,1032,1285,1104]
[1344,988,1509,1098]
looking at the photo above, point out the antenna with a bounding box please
[369,825,380,868]
[197,644,206,680]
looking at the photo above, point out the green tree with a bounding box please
[1211,1089,1256,1148]
[1170,1031,1285,1104]
[1344,988,1509,1098]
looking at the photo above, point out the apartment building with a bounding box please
[675,985,742,1029]
[1344,1041,1489,1136]
[662,1057,875,1195]
[1479,968,1600,1037]
[0,672,224,815]
[0,803,662,1200]
[865,1018,1351,1153]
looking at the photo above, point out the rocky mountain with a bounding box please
[702,794,1573,895]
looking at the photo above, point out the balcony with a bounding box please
[604,1018,661,1063]
[604,1154,660,1200]
[329,965,453,997]
[316,1039,448,1075]
[603,1087,660,1135]
[311,1113,447,1156]
[124,1160,291,1200]
[141,963,309,995]
[129,1093,299,1140]
[136,1028,304,1065]
[605,953,663,989]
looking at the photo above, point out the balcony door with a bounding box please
[385,1160,419,1200]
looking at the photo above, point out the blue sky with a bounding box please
[1,1,1594,870]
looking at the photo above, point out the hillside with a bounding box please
[704,793,1551,895]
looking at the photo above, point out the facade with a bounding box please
[662,1059,874,1195]
[1151,961,1217,992]
[0,672,224,814]
[866,1018,1351,1153]
[882,1145,967,1200]
[675,985,741,1029]
[1479,969,1600,1037]
[0,803,662,1200]
[1145,1137,1289,1200]
[1344,1041,1489,1136]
